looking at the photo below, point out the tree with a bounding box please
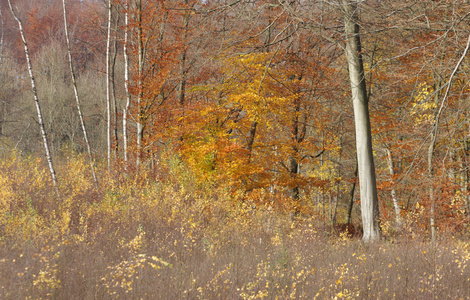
[135,0,143,167]
[126,0,185,167]
[341,0,380,242]
[123,0,131,167]
[106,0,112,171]
[8,0,59,197]
[61,0,98,187]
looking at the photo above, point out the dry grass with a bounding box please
[0,151,469,299]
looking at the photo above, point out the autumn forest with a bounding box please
[1,0,470,298]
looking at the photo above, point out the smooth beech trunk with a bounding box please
[342,0,380,242]
[62,0,98,187]
[8,0,60,197]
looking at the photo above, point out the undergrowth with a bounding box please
[0,151,469,299]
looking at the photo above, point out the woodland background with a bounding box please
[1,0,470,298]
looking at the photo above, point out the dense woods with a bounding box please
[1,0,470,298]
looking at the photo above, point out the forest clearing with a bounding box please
[1,0,470,298]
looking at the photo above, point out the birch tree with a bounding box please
[62,0,98,187]
[385,147,402,227]
[0,7,4,61]
[123,0,131,167]
[106,0,112,171]
[8,0,60,197]
[136,0,143,168]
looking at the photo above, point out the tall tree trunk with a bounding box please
[61,0,98,188]
[0,100,4,137]
[332,122,344,226]
[385,147,402,227]
[111,12,120,159]
[428,77,441,244]
[0,7,4,62]
[178,0,190,106]
[136,0,144,167]
[0,7,4,137]
[464,126,470,216]
[246,121,257,159]
[342,0,380,242]
[289,155,299,199]
[106,0,112,171]
[289,98,301,202]
[428,136,436,243]
[8,0,59,197]
[346,160,358,225]
[123,0,131,168]
[290,102,307,202]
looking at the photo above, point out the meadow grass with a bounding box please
[0,152,469,299]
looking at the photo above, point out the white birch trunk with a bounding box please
[8,0,60,197]
[106,0,112,171]
[136,0,144,167]
[62,0,98,187]
[385,147,402,227]
[123,0,131,167]
[465,126,470,215]
[342,0,380,242]
[428,139,436,243]
[0,7,4,62]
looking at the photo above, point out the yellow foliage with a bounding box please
[101,230,171,296]
[177,52,332,197]
[410,82,437,125]
[1,147,470,298]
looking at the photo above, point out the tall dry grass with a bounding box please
[0,150,469,299]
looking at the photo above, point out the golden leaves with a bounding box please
[410,82,437,125]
